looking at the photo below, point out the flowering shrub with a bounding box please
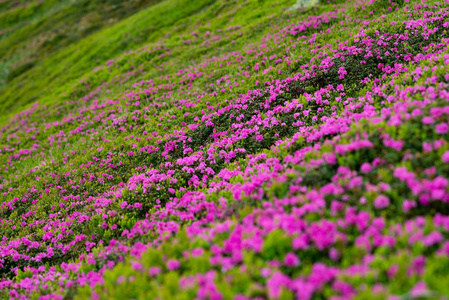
[1,0,449,298]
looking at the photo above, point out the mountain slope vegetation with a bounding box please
[1,0,449,299]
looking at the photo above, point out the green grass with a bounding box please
[0,0,163,90]
[0,0,302,121]
[5,0,447,298]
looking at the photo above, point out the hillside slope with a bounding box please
[0,0,164,91]
[1,0,449,299]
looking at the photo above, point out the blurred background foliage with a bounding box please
[0,0,162,90]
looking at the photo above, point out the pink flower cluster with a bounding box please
[1,0,449,298]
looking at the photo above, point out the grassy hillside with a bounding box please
[0,0,163,89]
[1,0,449,298]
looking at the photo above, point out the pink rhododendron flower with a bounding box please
[284,252,300,267]
[374,195,390,209]
[167,260,180,271]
